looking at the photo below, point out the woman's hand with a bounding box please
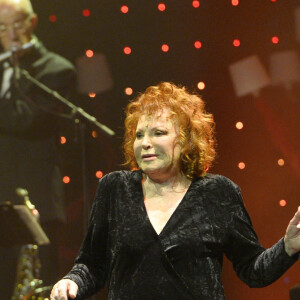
[284,206,300,256]
[50,279,78,300]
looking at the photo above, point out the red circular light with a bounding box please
[121,5,129,13]
[197,82,205,90]
[158,3,166,11]
[60,136,67,144]
[86,50,94,58]
[32,209,39,216]
[192,0,200,8]
[235,122,244,130]
[123,47,132,55]
[82,9,90,17]
[233,39,241,47]
[92,131,98,138]
[194,41,202,49]
[161,44,169,52]
[231,0,239,6]
[238,162,246,170]
[63,176,70,184]
[279,199,286,207]
[272,36,279,44]
[96,171,104,179]
[49,15,57,22]
[125,87,133,95]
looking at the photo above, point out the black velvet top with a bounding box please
[65,170,298,300]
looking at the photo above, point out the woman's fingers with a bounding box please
[50,279,78,300]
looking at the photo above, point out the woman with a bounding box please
[51,82,300,300]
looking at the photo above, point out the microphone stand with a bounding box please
[21,69,115,136]
[20,68,115,222]
[18,69,115,299]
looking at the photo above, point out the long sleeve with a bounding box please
[224,180,298,287]
[64,174,111,299]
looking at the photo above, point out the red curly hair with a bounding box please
[123,82,216,179]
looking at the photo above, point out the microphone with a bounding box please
[0,40,35,63]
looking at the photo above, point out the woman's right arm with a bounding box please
[51,174,112,299]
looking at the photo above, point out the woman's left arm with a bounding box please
[223,178,299,288]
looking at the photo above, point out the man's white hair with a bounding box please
[0,0,35,15]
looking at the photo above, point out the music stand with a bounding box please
[0,202,50,247]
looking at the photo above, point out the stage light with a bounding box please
[60,136,67,144]
[86,50,94,58]
[125,87,133,95]
[63,176,70,184]
[238,162,246,169]
[197,81,205,90]
[228,55,271,97]
[270,0,277,2]
[158,3,166,11]
[194,41,202,49]
[121,5,129,14]
[92,130,98,138]
[76,53,114,94]
[279,199,287,207]
[82,9,90,17]
[161,44,169,52]
[231,0,239,6]
[49,15,57,23]
[89,93,96,98]
[96,170,104,179]
[271,36,279,44]
[123,46,132,55]
[192,0,200,8]
[277,159,285,166]
[235,121,244,130]
[269,50,300,89]
[233,39,240,47]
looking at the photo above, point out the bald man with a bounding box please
[0,0,76,299]
[0,0,37,51]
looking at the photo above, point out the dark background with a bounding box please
[31,1,299,299]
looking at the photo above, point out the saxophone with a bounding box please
[11,188,51,300]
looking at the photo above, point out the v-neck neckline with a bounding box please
[137,172,194,237]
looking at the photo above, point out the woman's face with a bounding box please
[133,109,182,181]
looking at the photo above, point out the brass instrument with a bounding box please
[10,188,51,300]
[11,244,44,300]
